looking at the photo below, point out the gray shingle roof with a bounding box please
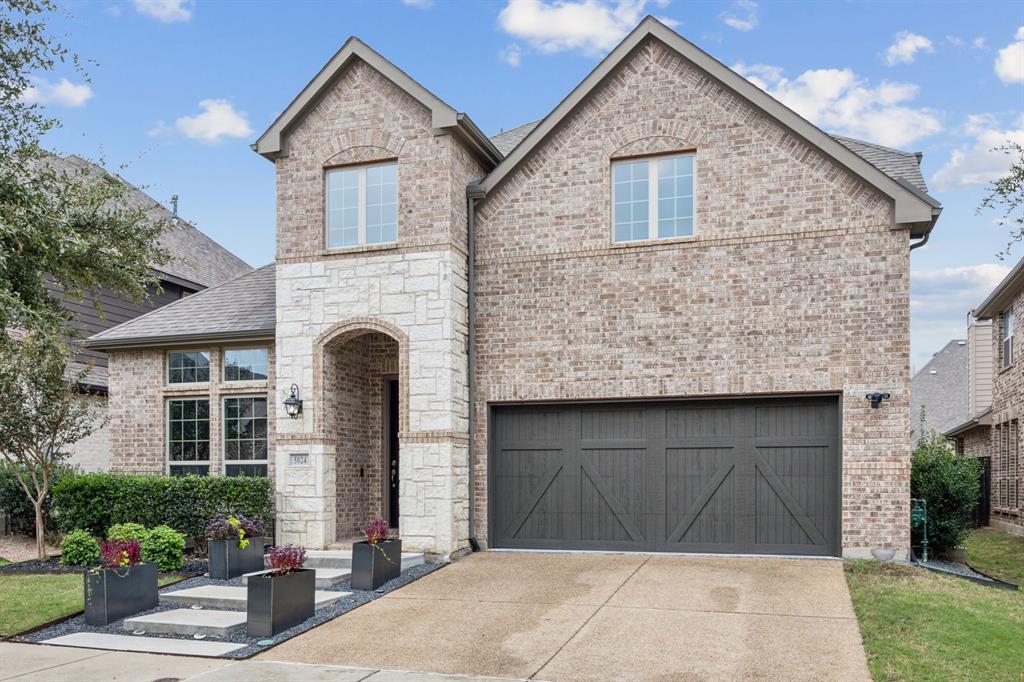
[87,264,275,348]
[53,154,253,288]
[487,124,929,192]
[910,339,968,437]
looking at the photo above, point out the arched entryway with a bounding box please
[316,320,407,542]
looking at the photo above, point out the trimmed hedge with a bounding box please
[52,473,272,546]
[60,529,101,566]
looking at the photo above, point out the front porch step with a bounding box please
[242,567,350,589]
[299,548,426,570]
[161,585,350,610]
[41,632,245,657]
[123,608,247,637]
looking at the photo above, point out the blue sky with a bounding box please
[35,0,1024,370]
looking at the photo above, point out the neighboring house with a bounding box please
[88,18,941,560]
[910,339,968,438]
[946,260,1024,535]
[45,154,252,471]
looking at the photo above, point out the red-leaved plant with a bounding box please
[266,544,306,575]
[100,539,142,570]
[364,517,389,545]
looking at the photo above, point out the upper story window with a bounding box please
[326,161,397,248]
[168,351,210,384]
[224,348,269,382]
[1003,309,1015,368]
[612,153,694,243]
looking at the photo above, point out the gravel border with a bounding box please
[15,561,445,658]
[911,552,1019,590]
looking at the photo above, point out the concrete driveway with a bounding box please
[261,552,871,681]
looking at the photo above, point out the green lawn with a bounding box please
[0,572,181,638]
[846,557,1023,682]
[966,527,1024,586]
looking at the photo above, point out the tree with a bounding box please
[0,331,103,559]
[979,141,1024,259]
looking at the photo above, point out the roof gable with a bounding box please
[253,37,500,167]
[479,17,940,236]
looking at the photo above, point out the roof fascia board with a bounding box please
[87,329,275,351]
[478,17,936,229]
[975,257,1024,319]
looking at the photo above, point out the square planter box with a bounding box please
[208,536,271,580]
[246,568,315,637]
[350,539,402,591]
[84,562,159,626]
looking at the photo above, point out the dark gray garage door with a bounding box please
[490,397,840,556]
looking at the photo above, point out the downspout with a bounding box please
[909,231,929,251]
[466,181,486,552]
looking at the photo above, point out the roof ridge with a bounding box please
[88,263,274,341]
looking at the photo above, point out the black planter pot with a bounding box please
[208,536,271,580]
[84,562,159,626]
[350,539,402,591]
[246,568,315,637]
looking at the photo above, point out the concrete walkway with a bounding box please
[259,552,872,681]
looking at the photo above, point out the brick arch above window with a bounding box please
[604,121,704,160]
[322,129,404,167]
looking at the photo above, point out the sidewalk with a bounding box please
[0,643,523,682]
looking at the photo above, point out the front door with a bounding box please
[386,378,400,528]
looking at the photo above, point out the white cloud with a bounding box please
[721,0,758,32]
[885,32,933,65]
[995,26,1024,84]
[401,0,434,7]
[734,62,941,147]
[21,77,93,108]
[174,99,252,143]
[497,0,657,58]
[500,44,523,67]
[133,0,193,23]
[910,263,1011,370]
[931,113,1024,189]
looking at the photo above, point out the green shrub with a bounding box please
[0,463,75,536]
[60,529,100,566]
[107,522,149,543]
[52,473,272,547]
[911,431,982,556]
[141,525,185,571]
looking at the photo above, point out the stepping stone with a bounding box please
[298,549,426,571]
[41,632,245,657]
[123,608,246,637]
[242,567,351,589]
[162,585,350,610]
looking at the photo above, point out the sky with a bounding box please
[32,0,1024,371]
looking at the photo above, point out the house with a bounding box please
[45,154,252,471]
[88,17,942,560]
[946,259,1024,535]
[910,339,969,438]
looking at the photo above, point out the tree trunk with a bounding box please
[34,501,46,561]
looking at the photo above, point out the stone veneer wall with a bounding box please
[107,345,276,481]
[272,57,484,554]
[472,38,912,559]
[989,290,1024,533]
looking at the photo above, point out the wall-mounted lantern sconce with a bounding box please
[284,384,303,419]
[865,392,891,409]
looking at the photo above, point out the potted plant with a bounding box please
[351,517,401,591]
[207,514,270,579]
[84,539,158,626]
[246,545,314,637]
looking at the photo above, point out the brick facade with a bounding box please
[473,39,911,559]
[988,293,1024,533]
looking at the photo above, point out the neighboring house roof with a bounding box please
[975,256,1024,319]
[253,37,501,167]
[945,406,993,439]
[52,154,253,289]
[87,264,275,349]
[477,16,940,237]
[490,120,542,156]
[911,339,969,436]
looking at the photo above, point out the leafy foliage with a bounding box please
[0,461,74,535]
[207,514,264,549]
[59,528,99,566]
[266,545,306,575]
[100,539,141,569]
[52,473,273,547]
[911,431,982,556]
[140,525,185,571]
[106,522,149,543]
[979,141,1024,258]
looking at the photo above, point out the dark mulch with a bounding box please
[0,555,208,577]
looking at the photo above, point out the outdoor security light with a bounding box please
[865,392,891,409]
[284,384,303,419]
